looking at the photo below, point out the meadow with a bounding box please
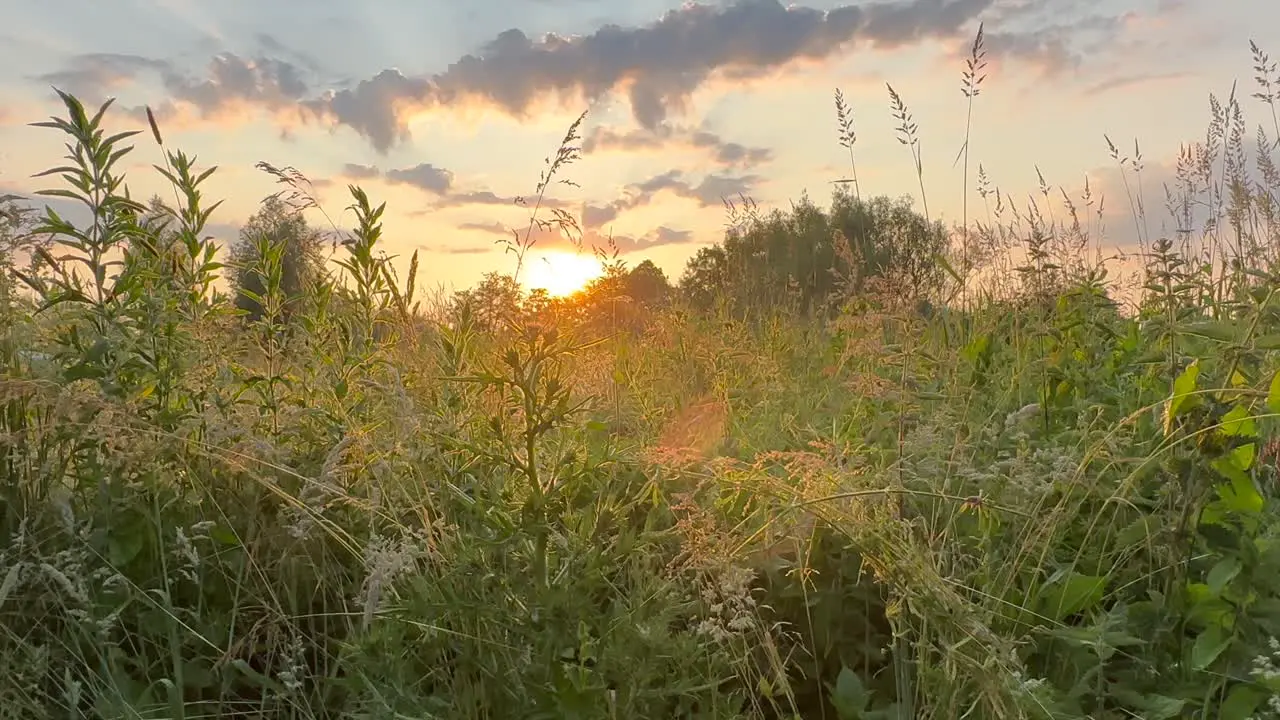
[3,30,1280,720]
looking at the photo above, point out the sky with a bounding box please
[0,0,1275,297]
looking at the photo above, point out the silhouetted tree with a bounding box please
[228,196,326,323]
[450,272,525,332]
[679,246,730,311]
[625,259,672,307]
[0,196,43,311]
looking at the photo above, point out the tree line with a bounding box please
[208,184,943,325]
[2,183,946,330]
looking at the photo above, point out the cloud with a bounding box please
[253,32,325,73]
[584,124,774,169]
[630,169,759,207]
[384,163,455,194]
[981,29,1079,75]
[459,221,511,236]
[648,226,693,245]
[34,53,170,97]
[157,53,311,117]
[33,52,315,129]
[587,224,699,254]
[976,1,1163,78]
[580,169,759,230]
[341,163,381,179]
[418,242,493,255]
[1081,70,1193,97]
[582,203,620,228]
[318,161,565,211]
[58,0,989,152]
[317,0,995,150]
[459,218,698,255]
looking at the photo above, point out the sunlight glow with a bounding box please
[522,251,605,297]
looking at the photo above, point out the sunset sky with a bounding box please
[0,0,1274,296]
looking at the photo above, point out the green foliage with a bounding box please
[7,38,1280,720]
[678,188,948,318]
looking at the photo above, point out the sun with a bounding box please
[522,251,605,297]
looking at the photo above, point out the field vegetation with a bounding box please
[5,27,1280,720]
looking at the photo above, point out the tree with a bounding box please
[830,191,947,299]
[228,195,327,323]
[449,272,525,332]
[625,259,672,307]
[677,187,947,317]
[0,196,46,312]
[679,246,730,311]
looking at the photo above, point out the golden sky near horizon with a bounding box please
[0,0,1275,297]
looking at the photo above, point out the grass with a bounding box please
[3,30,1280,720]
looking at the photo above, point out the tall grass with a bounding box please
[2,30,1280,720]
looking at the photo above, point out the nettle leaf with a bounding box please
[1207,556,1242,596]
[1212,457,1264,514]
[829,666,870,719]
[108,528,146,567]
[1038,571,1106,622]
[1164,360,1201,435]
[1231,443,1257,472]
[1269,369,1280,414]
[1218,404,1257,438]
[1180,320,1238,343]
[1219,684,1264,720]
[1132,694,1186,720]
[1191,624,1233,671]
[1114,516,1154,548]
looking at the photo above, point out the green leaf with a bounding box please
[1269,370,1280,414]
[182,660,216,690]
[1231,443,1257,472]
[1180,320,1238,343]
[230,659,287,695]
[1164,360,1201,435]
[934,252,962,284]
[1038,572,1106,622]
[1219,404,1257,438]
[108,529,145,567]
[830,666,869,719]
[863,704,909,720]
[1212,457,1264,514]
[1191,625,1232,671]
[1114,516,1153,548]
[1133,694,1186,719]
[1219,684,1264,720]
[1206,556,1242,595]
[0,563,21,612]
[210,525,239,546]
